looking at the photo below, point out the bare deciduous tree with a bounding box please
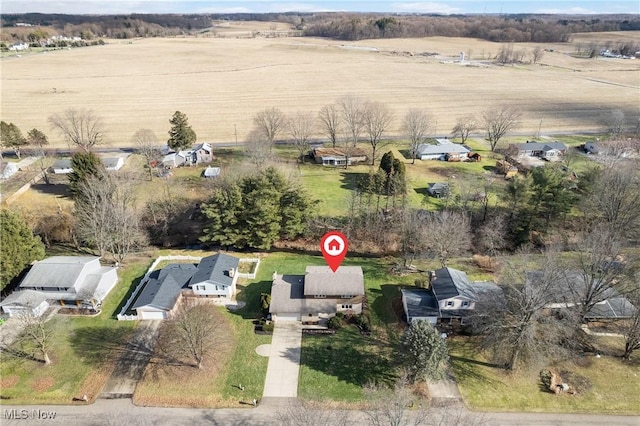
[18,312,53,366]
[75,173,146,262]
[531,46,544,64]
[564,226,636,321]
[402,109,432,165]
[245,128,273,169]
[421,210,471,267]
[482,105,520,151]
[288,111,315,163]
[155,301,226,369]
[451,114,477,145]
[473,249,578,370]
[583,161,640,240]
[622,289,640,360]
[478,213,509,267]
[362,100,393,165]
[400,209,429,268]
[48,108,105,151]
[253,107,286,149]
[26,128,50,184]
[337,95,365,147]
[318,103,342,148]
[132,128,160,180]
[601,109,626,139]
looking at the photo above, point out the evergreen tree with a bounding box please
[0,210,46,290]
[399,320,449,383]
[68,151,105,195]
[167,111,196,151]
[200,167,314,250]
[0,121,28,159]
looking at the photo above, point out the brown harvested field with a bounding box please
[1,31,639,148]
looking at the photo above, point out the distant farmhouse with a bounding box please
[162,142,213,169]
[51,154,129,174]
[508,141,567,162]
[415,138,471,161]
[311,147,368,166]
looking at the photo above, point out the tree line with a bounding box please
[2,12,639,44]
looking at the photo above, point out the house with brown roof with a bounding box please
[312,147,368,166]
[269,266,365,323]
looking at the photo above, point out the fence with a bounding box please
[238,258,261,279]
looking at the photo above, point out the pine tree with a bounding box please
[0,210,46,290]
[167,111,196,151]
[399,320,449,383]
[68,151,105,195]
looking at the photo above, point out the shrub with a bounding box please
[335,312,345,319]
[262,323,274,333]
[328,316,342,330]
[414,279,428,288]
[354,313,371,332]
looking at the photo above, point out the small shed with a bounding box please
[202,166,221,178]
[52,159,73,174]
[427,183,449,198]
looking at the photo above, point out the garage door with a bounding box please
[141,311,166,320]
[276,313,300,322]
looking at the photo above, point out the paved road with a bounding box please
[1,398,638,426]
[262,322,302,398]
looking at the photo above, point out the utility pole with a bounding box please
[234,124,238,146]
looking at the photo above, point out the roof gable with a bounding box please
[430,268,499,302]
[19,256,101,290]
[303,266,364,296]
[190,253,239,287]
[133,263,196,311]
[417,143,470,155]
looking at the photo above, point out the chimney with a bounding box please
[429,270,436,284]
[228,268,235,278]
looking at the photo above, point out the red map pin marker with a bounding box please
[320,231,348,272]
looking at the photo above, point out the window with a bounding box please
[446,301,454,307]
[341,304,352,309]
[314,295,326,299]
[462,301,470,308]
[341,295,353,299]
[196,285,206,291]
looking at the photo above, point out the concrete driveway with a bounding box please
[262,322,302,399]
[99,320,160,399]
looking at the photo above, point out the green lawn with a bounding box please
[449,336,640,414]
[0,260,146,404]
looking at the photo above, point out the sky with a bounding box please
[1,1,638,15]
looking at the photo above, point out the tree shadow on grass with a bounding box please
[339,171,367,190]
[293,327,396,388]
[110,271,147,318]
[69,326,134,366]
[234,280,272,319]
[371,284,402,325]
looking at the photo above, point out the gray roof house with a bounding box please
[0,290,49,317]
[132,253,240,320]
[508,141,567,161]
[52,159,73,174]
[16,256,118,309]
[133,264,196,320]
[188,253,239,298]
[401,267,502,325]
[526,270,637,320]
[416,139,471,161]
[270,266,365,324]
